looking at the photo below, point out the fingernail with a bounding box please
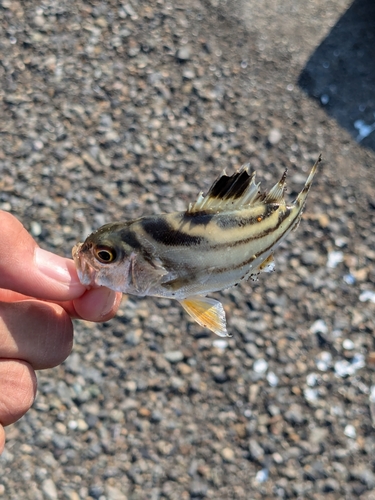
[99,289,117,318]
[34,247,75,285]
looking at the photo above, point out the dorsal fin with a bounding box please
[188,163,264,213]
[264,168,288,204]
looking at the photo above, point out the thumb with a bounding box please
[0,211,86,301]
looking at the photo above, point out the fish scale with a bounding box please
[73,155,321,337]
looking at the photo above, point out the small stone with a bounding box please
[359,290,375,303]
[82,152,102,173]
[248,439,264,462]
[212,339,228,350]
[125,329,143,346]
[310,319,328,335]
[89,485,104,499]
[253,358,268,375]
[42,479,58,500]
[316,351,332,371]
[322,478,339,493]
[170,376,185,389]
[306,373,318,387]
[267,371,279,387]
[344,424,356,438]
[309,427,328,444]
[343,339,355,350]
[30,221,42,237]
[164,350,184,363]
[255,468,269,483]
[138,407,151,418]
[304,388,318,402]
[300,250,319,265]
[212,123,226,136]
[189,480,208,497]
[76,419,89,431]
[176,46,191,61]
[268,128,282,145]
[221,447,235,462]
[183,68,195,79]
[285,404,305,424]
[244,343,259,358]
[105,485,128,500]
[327,250,344,268]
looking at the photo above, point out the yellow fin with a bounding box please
[179,296,229,337]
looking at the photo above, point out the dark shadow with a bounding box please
[298,0,375,151]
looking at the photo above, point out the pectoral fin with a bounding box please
[179,296,229,337]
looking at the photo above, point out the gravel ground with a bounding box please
[1,1,375,499]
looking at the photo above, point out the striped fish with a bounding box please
[73,155,321,337]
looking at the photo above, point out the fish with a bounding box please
[73,155,321,337]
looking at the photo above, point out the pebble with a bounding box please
[344,424,356,439]
[266,371,279,387]
[342,339,355,350]
[315,351,332,371]
[268,128,282,145]
[359,290,375,303]
[105,485,128,500]
[221,447,235,462]
[310,320,328,335]
[255,468,269,483]
[164,350,184,363]
[334,354,365,377]
[306,373,318,387]
[42,479,58,500]
[253,358,268,375]
[30,221,42,237]
[326,250,344,268]
[304,388,319,403]
[176,46,191,61]
[212,339,228,350]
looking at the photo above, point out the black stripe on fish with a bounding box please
[180,211,215,227]
[208,169,254,200]
[215,203,279,229]
[119,228,143,249]
[209,222,293,276]
[141,217,204,246]
[210,207,292,249]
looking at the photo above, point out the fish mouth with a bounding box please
[72,243,98,287]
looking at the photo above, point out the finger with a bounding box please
[0,425,4,454]
[0,300,73,370]
[73,288,123,322]
[0,359,37,427]
[0,211,85,301]
[0,286,122,323]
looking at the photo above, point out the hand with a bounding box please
[0,211,122,453]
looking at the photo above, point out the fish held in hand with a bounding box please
[73,155,321,337]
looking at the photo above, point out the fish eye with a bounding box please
[93,245,117,264]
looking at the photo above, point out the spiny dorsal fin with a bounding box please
[188,163,263,213]
[264,169,288,204]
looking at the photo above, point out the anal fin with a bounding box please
[179,296,229,337]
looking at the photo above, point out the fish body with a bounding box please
[73,156,321,336]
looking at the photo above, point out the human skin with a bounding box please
[0,211,122,453]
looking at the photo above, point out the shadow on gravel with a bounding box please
[298,0,375,151]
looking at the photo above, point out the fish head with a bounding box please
[72,222,133,292]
